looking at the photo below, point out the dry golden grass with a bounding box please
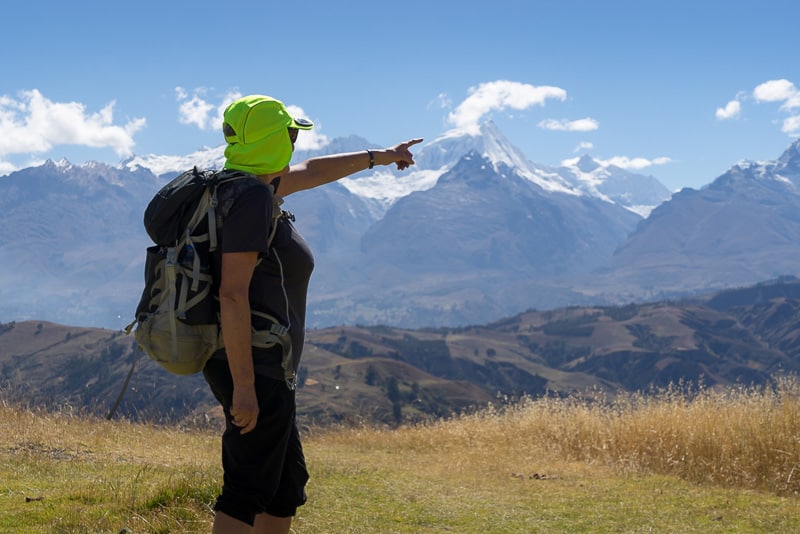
[347,376,800,496]
[3,378,800,532]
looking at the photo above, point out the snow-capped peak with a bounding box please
[425,120,528,170]
[338,120,582,206]
[419,121,580,195]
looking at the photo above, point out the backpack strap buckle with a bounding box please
[249,310,294,390]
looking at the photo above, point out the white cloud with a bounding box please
[783,115,800,136]
[176,89,214,129]
[176,87,241,131]
[0,89,145,158]
[715,99,741,120]
[538,117,599,132]
[717,81,800,136]
[559,154,671,171]
[754,79,800,109]
[574,141,594,152]
[751,79,800,137]
[598,156,672,171]
[447,80,567,131]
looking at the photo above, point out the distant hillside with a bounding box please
[3,277,800,426]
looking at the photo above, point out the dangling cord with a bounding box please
[107,348,142,420]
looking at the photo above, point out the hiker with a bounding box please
[202,94,422,533]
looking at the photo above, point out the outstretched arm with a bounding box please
[278,138,423,197]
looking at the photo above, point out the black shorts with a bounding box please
[203,358,309,526]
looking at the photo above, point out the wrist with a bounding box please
[366,149,375,169]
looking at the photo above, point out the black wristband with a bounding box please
[367,150,375,169]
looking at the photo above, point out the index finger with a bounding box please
[403,138,423,148]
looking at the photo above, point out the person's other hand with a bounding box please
[231,384,259,434]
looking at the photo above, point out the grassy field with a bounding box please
[3,379,800,533]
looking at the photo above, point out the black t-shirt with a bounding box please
[213,177,315,380]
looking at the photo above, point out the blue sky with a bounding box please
[1,0,798,191]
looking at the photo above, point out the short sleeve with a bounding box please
[220,183,272,254]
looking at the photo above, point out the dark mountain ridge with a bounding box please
[3,277,800,426]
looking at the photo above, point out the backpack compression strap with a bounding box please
[164,246,180,360]
[250,309,295,390]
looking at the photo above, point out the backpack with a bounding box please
[125,167,293,378]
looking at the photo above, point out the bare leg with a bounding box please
[211,511,292,533]
[212,511,252,533]
[253,513,292,534]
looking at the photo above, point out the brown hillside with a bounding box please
[2,278,800,426]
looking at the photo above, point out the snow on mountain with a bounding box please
[338,168,442,207]
[295,135,442,209]
[338,121,669,216]
[117,120,669,217]
[557,155,673,217]
[417,121,580,194]
[19,158,160,192]
[719,139,800,188]
[338,120,582,208]
[124,145,225,176]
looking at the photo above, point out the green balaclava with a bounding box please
[222,95,314,175]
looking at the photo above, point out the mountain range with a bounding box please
[2,119,800,331]
[607,141,800,294]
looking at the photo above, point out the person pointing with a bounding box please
[201,94,422,533]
